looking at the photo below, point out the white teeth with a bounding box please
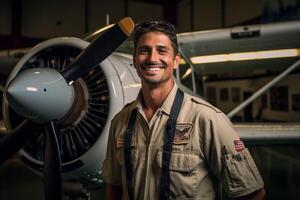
[144,67,161,71]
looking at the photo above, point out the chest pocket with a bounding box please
[115,137,139,173]
[156,151,200,199]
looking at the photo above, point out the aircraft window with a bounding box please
[292,94,300,111]
[194,72,204,96]
[261,94,268,109]
[179,59,193,91]
[231,88,241,102]
[220,88,229,102]
[270,86,289,111]
[206,87,217,106]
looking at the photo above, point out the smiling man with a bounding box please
[102,21,265,200]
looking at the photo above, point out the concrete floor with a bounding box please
[0,145,299,200]
[0,159,106,200]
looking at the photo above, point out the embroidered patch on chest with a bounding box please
[116,137,136,148]
[173,123,193,145]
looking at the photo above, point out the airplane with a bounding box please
[0,18,300,199]
[187,21,300,118]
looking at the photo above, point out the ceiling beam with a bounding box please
[11,0,22,48]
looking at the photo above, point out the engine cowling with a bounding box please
[2,37,141,186]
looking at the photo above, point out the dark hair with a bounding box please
[133,21,178,56]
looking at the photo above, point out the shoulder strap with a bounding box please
[159,89,184,200]
[124,89,184,200]
[124,108,137,200]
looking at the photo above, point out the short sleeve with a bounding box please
[101,118,122,186]
[202,112,264,197]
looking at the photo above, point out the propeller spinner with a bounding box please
[6,68,74,123]
[0,17,134,200]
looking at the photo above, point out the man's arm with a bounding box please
[232,187,266,200]
[201,112,265,199]
[106,184,123,200]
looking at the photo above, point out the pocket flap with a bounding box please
[156,151,200,172]
[115,136,136,148]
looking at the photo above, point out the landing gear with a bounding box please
[64,181,92,200]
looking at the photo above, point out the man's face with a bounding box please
[133,31,180,86]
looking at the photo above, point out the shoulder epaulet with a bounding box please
[190,96,222,113]
[112,100,136,122]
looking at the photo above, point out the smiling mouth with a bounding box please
[140,63,165,71]
[142,66,164,71]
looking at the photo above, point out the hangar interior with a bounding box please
[0,0,300,200]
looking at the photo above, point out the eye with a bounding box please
[157,47,168,54]
[138,47,149,55]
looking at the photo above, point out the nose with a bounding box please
[147,49,159,62]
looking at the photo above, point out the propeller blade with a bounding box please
[43,121,63,200]
[62,17,134,83]
[0,119,34,165]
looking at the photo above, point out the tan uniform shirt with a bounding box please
[102,84,264,200]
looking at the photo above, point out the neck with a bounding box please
[141,80,174,121]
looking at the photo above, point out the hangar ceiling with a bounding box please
[1,0,185,50]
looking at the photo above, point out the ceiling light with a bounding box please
[191,48,300,64]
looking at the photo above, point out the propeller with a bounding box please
[0,17,134,200]
[63,17,134,84]
[0,119,34,165]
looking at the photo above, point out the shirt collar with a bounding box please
[135,82,178,116]
[160,83,178,115]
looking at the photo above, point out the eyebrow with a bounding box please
[137,45,170,50]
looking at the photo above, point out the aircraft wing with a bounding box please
[0,48,30,77]
[177,20,300,75]
[164,21,300,143]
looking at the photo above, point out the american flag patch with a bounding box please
[234,140,245,152]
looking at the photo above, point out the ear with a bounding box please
[173,53,181,69]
